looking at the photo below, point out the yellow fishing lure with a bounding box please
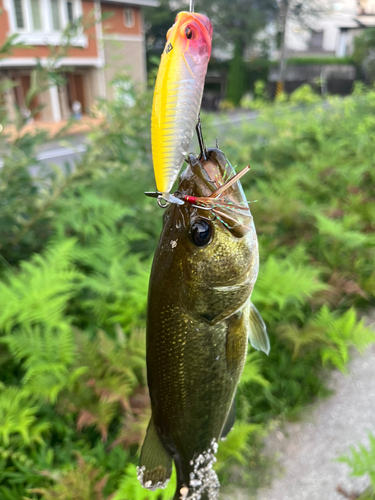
[151,11,213,195]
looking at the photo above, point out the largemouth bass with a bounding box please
[151,12,212,196]
[138,149,269,500]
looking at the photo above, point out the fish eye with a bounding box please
[191,219,212,247]
[185,26,193,39]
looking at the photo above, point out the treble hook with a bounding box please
[196,114,207,162]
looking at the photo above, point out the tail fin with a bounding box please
[138,416,172,490]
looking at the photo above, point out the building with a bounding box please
[268,0,375,95]
[282,0,375,59]
[0,0,158,122]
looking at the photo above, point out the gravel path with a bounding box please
[254,312,375,500]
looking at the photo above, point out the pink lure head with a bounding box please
[166,12,213,65]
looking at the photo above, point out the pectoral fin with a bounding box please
[249,302,270,355]
[220,399,236,440]
[138,416,172,491]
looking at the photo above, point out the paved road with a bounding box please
[239,312,375,500]
[35,134,88,170]
[31,111,258,169]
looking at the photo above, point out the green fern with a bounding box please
[252,254,327,322]
[239,353,270,388]
[317,213,367,242]
[2,324,86,402]
[216,422,261,468]
[317,307,375,372]
[337,433,375,488]
[279,307,374,369]
[113,464,176,500]
[58,328,148,443]
[0,387,49,445]
[0,239,81,334]
[28,453,111,500]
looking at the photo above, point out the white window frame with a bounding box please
[123,7,135,28]
[4,0,86,46]
[11,0,28,32]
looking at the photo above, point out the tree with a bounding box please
[352,28,375,84]
[276,0,330,90]
[143,0,278,58]
[226,38,246,105]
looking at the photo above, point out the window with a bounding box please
[14,0,25,28]
[10,0,86,43]
[310,30,323,49]
[30,0,42,30]
[124,8,134,28]
[50,0,61,30]
[66,0,74,23]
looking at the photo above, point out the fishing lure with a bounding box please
[151,11,213,196]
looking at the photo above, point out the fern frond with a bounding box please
[337,433,375,487]
[216,421,261,467]
[0,239,80,333]
[0,387,49,445]
[239,353,270,388]
[315,307,375,372]
[1,323,81,402]
[252,255,327,322]
[112,464,176,500]
[315,213,374,250]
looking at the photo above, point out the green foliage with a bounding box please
[226,39,247,106]
[352,28,375,83]
[216,88,375,429]
[284,56,355,66]
[216,422,261,467]
[338,433,375,488]
[143,0,277,59]
[289,84,321,105]
[113,464,176,500]
[253,251,327,320]
[0,35,375,500]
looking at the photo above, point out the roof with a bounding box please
[101,0,159,6]
[355,14,375,26]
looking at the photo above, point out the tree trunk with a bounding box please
[277,0,289,94]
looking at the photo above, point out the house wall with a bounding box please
[100,4,146,99]
[101,3,142,36]
[282,0,360,57]
[0,0,149,121]
[102,37,145,99]
[0,0,99,60]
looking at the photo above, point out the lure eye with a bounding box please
[185,26,193,39]
[191,219,213,247]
